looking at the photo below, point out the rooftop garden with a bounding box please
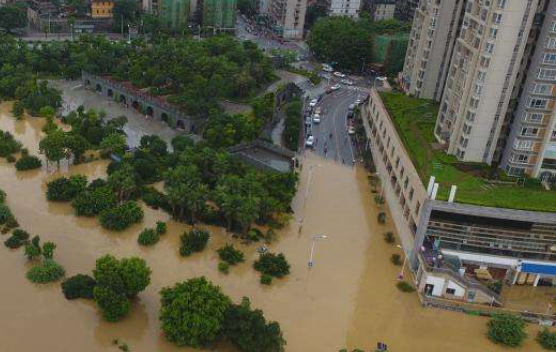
[378,91,556,213]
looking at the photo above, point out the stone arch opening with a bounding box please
[161,113,169,123]
[119,95,127,104]
[132,101,140,110]
[176,119,185,130]
[107,89,113,97]
[146,106,154,117]
[190,124,196,133]
[95,83,102,92]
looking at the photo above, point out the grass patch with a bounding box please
[378,92,556,212]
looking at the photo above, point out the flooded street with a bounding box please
[0,102,545,352]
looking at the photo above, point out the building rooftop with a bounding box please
[378,91,556,213]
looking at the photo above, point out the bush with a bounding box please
[26,259,65,283]
[46,175,87,201]
[487,314,527,347]
[218,262,230,274]
[374,195,384,205]
[217,244,245,266]
[179,228,210,256]
[260,274,272,285]
[396,281,415,293]
[156,221,167,235]
[141,187,171,211]
[0,189,5,203]
[61,274,97,300]
[15,155,42,170]
[254,253,290,278]
[4,229,30,249]
[71,185,117,216]
[377,212,387,224]
[93,285,131,322]
[383,231,395,244]
[538,328,556,350]
[160,277,231,347]
[0,204,15,225]
[137,228,160,246]
[99,201,144,231]
[391,254,402,265]
[0,130,22,157]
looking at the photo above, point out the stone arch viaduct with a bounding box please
[82,72,203,133]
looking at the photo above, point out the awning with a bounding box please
[521,262,556,276]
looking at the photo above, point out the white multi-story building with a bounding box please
[435,0,538,164]
[329,0,361,18]
[400,0,465,101]
[269,0,307,39]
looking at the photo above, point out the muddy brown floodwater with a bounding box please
[0,102,545,352]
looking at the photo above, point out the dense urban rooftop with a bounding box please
[379,91,556,213]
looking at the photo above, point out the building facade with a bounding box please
[202,0,237,30]
[500,0,556,178]
[269,0,307,39]
[91,0,114,18]
[329,0,361,18]
[368,0,396,21]
[400,0,464,101]
[158,0,190,30]
[435,0,538,164]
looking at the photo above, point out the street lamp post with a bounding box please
[396,244,407,280]
[308,235,328,268]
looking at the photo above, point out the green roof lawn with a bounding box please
[378,91,556,213]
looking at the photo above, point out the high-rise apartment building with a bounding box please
[401,0,556,178]
[501,0,556,177]
[435,0,538,164]
[269,0,307,39]
[158,0,190,30]
[400,0,464,100]
[202,0,237,29]
[329,0,361,18]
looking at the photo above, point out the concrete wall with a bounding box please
[82,72,204,133]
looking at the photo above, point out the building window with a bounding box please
[526,113,544,123]
[507,166,525,176]
[528,98,548,109]
[492,13,502,25]
[538,68,556,80]
[489,27,498,39]
[511,153,529,164]
[547,37,556,49]
[552,21,556,33]
[544,53,556,65]
[470,97,479,109]
[497,0,506,9]
[514,140,534,151]
[521,127,539,136]
[446,288,456,295]
[484,43,494,54]
[531,83,553,95]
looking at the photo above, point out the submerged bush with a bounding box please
[137,228,160,246]
[179,229,210,256]
[26,260,65,283]
[218,262,229,274]
[396,281,415,293]
[254,253,290,278]
[15,155,42,170]
[47,175,87,201]
[0,131,22,157]
[71,186,117,216]
[488,314,527,347]
[99,201,144,231]
[61,274,97,300]
[156,221,167,235]
[4,229,30,249]
[537,328,556,350]
[217,244,245,266]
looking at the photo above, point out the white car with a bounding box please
[322,64,333,72]
[314,107,322,115]
[312,114,321,124]
[309,98,318,107]
[354,99,362,105]
[331,84,341,91]
[305,135,315,148]
[334,72,346,78]
[341,79,354,85]
[348,126,355,135]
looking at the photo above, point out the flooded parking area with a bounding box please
[0,102,545,351]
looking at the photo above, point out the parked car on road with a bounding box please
[305,116,312,126]
[312,114,321,124]
[334,72,346,78]
[348,126,355,135]
[341,79,354,85]
[331,84,341,91]
[309,98,318,107]
[322,64,333,72]
[306,135,315,148]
